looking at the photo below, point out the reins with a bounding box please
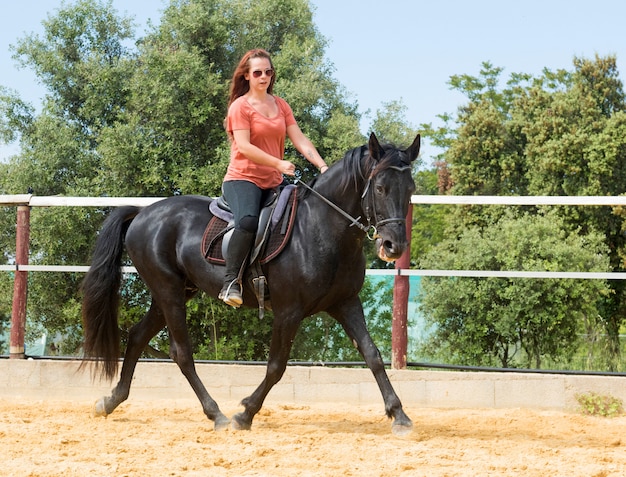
[295,178,373,235]
[295,162,411,241]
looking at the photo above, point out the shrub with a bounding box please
[575,392,624,418]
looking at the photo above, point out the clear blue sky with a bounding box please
[2,0,625,163]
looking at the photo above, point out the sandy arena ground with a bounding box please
[0,398,624,477]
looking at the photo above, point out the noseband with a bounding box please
[296,162,411,241]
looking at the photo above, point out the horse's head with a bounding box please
[363,132,420,262]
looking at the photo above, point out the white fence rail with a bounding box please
[2,193,625,362]
[4,266,624,280]
[6,193,626,207]
[2,194,626,279]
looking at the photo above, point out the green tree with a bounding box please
[11,0,135,134]
[0,266,10,354]
[419,55,626,370]
[371,99,420,147]
[418,212,610,368]
[516,57,626,367]
[1,0,137,354]
[0,0,366,360]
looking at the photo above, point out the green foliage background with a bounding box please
[418,57,626,371]
[2,0,626,372]
[0,0,413,362]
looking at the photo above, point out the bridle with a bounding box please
[295,160,411,241]
[360,164,411,237]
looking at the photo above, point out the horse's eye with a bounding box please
[375,184,384,195]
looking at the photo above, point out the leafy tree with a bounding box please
[419,55,626,370]
[0,268,10,354]
[11,0,135,134]
[0,87,34,146]
[418,212,610,368]
[516,57,626,367]
[371,99,420,147]
[0,168,15,354]
[411,168,449,262]
[187,295,273,361]
[0,0,368,360]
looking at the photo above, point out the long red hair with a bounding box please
[227,48,275,107]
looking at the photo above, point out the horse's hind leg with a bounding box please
[95,302,165,417]
[161,294,230,431]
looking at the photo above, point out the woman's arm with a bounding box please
[287,124,328,173]
[232,129,295,176]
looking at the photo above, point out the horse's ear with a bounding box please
[404,134,421,163]
[368,132,384,161]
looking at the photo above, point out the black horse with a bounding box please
[81,132,419,435]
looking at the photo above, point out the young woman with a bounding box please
[219,48,328,307]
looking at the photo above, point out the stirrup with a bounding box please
[219,279,243,308]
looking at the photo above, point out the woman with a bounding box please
[219,48,328,307]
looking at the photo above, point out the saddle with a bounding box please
[201,184,298,314]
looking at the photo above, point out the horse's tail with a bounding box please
[80,206,141,381]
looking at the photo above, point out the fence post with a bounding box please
[10,205,30,359]
[391,206,412,369]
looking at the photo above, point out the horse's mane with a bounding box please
[336,142,409,195]
[336,145,368,195]
[298,141,410,200]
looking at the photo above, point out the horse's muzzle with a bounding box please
[375,236,407,262]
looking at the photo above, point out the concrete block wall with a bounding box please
[1,359,624,413]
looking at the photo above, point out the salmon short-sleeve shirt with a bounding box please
[224,95,297,189]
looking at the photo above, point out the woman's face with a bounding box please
[245,57,274,92]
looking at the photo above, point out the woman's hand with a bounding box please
[278,160,296,176]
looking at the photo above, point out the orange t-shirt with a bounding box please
[224,95,297,189]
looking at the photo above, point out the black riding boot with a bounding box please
[219,228,254,307]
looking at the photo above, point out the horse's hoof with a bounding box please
[231,412,252,431]
[93,398,108,418]
[214,414,231,432]
[391,419,413,436]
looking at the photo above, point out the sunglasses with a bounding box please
[251,68,274,78]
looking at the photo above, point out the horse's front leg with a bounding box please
[328,297,413,436]
[231,312,301,430]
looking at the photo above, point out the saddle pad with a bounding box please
[202,187,298,265]
[208,184,296,226]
